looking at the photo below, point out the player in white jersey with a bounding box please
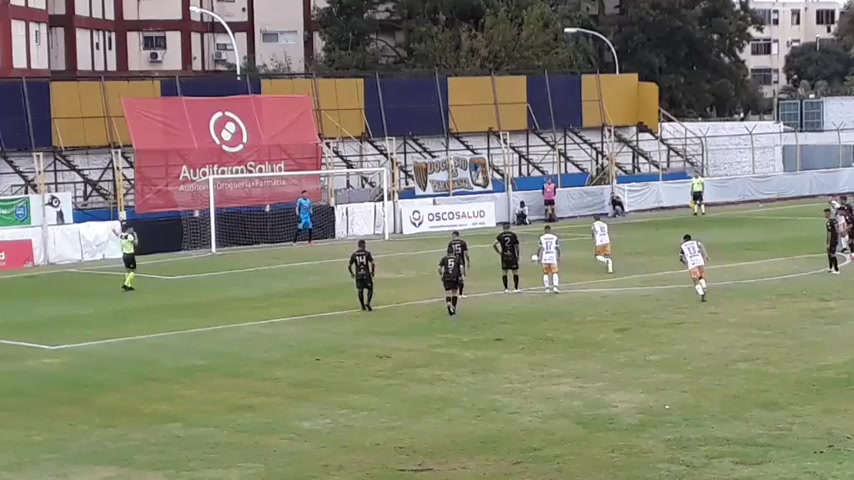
[679,234,709,302]
[537,225,561,293]
[591,215,613,273]
[836,209,850,254]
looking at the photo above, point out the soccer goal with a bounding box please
[180,168,390,254]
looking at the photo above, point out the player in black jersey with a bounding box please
[348,239,376,310]
[438,252,463,316]
[447,231,470,297]
[825,208,840,274]
[493,223,521,292]
[840,196,854,252]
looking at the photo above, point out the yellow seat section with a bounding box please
[449,76,527,133]
[261,78,365,138]
[638,82,660,133]
[581,74,640,128]
[104,80,161,147]
[51,81,108,148]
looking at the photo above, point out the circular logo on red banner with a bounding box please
[209,111,248,153]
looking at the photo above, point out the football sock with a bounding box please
[451,296,458,307]
[700,204,706,214]
[445,296,452,307]
[458,282,465,296]
[553,274,560,287]
[127,272,135,288]
[832,255,839,270]
[596,255,607,263]
[543,274,550,288]
[308,229,313,243]
[502,275,508,289]
[357,289,365,308]
[366,287,374,304]
[513,274,519,289]
[292,229,300,243]
[691,202,697,214]
[123,273,130,287]
[828,254,835,269]
[694,284,704,296]
[698,278,707,289]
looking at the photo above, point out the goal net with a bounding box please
[179,168,390,253]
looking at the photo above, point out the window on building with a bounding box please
[261,31,299,45]
[791,9,801,25]
[772,69,780,84]
[216,43,234,51]
[772,39,779,55]
[816,9,836,25]
[778,100,800,129]
[790,38,801,48]
[750,38,772,56]
[755,9,772,25]
[751,68,774,86]
[771,9,779,25]
[142,33,167,51]
[803,99,824,131]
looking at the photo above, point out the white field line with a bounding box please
[67,269,174,279]
[161,237,588,280]
[46,252,844,351]
[728,215,821,221]
[0,339,56,350]
[0,201,823,281]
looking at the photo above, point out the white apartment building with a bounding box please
[742,0,844,95]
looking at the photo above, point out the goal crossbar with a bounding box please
[204,167,391,253]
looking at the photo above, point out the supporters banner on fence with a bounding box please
[123,95,322,214]
[413,155,493,196]
[0,240,34,271]
[401,202,496,234]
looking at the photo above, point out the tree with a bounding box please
[835,0,854,51]
[783,41,851,86]
[315,0,385,71]
[611,0,760,117]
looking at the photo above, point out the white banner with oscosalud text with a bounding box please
[401,202,496,235]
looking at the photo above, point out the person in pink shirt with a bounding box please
[543,177,557,222]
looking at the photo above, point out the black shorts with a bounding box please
[544,199,555,207]
[442,279,460,292]
[692,191,704,203]
[355,276,373,290]
[122,253,137,270]
[501,255,519,271]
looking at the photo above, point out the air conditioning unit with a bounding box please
[148,51,164,63]
[214,51,227,62]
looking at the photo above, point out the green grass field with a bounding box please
[2,201,853,480]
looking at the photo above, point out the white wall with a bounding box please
[11,0,26,6]
[49,26,66,70]
[11,20,28,69]
[104,0,114,19]
[28,0,47,8]
[191,32,203,71]
[105,31,116,71]
[91,0,103,19]
[211,0,249,22]
[29,22,48,69]
[74,0,89,17]
[48,0,65,14]
[92,29,105,70]
[201,31,247,70]
[122,0,181,20]
[254,0,303,72]
[76,27,92,70]
[126,31,183,70]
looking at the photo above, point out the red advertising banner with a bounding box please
[123,95,322,213]
[0,240,34,271]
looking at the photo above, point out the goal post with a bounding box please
[185,167,390,254]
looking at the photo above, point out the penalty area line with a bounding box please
[46,252,841,351]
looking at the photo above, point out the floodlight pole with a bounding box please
[190,5,241,77]
[564,27,620,74]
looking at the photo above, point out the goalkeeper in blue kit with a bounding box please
[293,191,314,245]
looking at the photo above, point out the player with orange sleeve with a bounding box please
[679,234,709,302]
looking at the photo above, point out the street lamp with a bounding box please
[564,27,620,74]
[190,5,241,76]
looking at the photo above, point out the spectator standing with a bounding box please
[543,177,557,222]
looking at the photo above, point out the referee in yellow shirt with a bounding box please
[114,223,139,291]
[690,173,705,216]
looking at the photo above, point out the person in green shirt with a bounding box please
[114,223,139,291]
[690,173,706,216]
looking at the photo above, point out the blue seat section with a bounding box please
[0,80,52,150]
[617,172,689,184]
[527,75,582,130]
[365,77,448,137]
[160,77,262,97]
